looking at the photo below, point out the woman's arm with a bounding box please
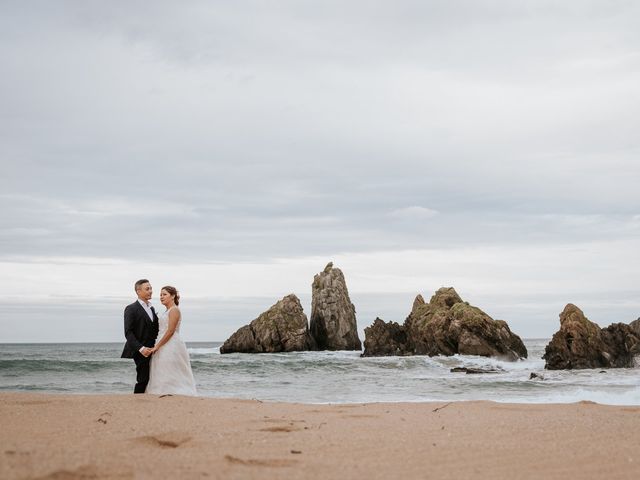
[151,308,181,353]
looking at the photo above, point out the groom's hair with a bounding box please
[134,279,150,292]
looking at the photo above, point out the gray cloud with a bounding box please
[0,1,638,298]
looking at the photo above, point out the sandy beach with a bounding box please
[1,393,638,479]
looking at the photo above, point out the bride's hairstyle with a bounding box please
[162,286,180,305]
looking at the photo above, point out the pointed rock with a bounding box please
[543,304,640,369]
[411,294,425,314]
[630,318,640,337]
[310,263,361,350]
[428,287,463,309]
[220,294,315,353]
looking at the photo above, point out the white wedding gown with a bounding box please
[146,306,197,396]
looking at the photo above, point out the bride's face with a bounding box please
[159,289,173,306]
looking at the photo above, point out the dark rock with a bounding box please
[529,372,544,380]
[602,323,640,367]
[361,318,410,357]
[362,287,527,360]
[450,367,504,374]
[220,294,316,353]
[310,263,361,351]
[542,304,640,369]
[629,318,640,337]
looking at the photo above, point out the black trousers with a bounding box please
[133,352,151,394]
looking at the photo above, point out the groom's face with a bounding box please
[136,282,152,302]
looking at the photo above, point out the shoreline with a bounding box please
[2,389,640,407]
[1,393,638,479]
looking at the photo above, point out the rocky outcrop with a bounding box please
[543,304,640,369]
[220,262,361,353]
[412,294,425,313]
[406,287,527,360]
[630,318,640,337]
[220,294,316,353]
[310,263,361,350]
[362,287,527,360]
[362,318,409,356]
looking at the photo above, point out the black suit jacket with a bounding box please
[121,300,159,358]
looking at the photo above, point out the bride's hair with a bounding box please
[162,285,180,305]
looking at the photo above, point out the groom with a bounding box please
[121,279,159,393]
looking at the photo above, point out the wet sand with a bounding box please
[0,393,638,479]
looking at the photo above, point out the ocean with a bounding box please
[0,340,638,405]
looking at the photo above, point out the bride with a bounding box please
[146,286,197,396]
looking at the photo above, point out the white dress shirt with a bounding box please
[137,299,155,354]
[138,299,155,321]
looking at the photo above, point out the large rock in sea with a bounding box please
[630,318,640,337]
[407,287,527,360]
[310,262,362,350]
[362,318,410,356]
[220,294,316,353]
[362,287,527,360]
[542,304,640,369]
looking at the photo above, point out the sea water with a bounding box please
[1,340,638,404]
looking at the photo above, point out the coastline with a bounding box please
[1,393,638,479]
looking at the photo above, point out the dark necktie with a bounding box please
[150,306,156,321]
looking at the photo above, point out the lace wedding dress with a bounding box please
[146,306,197,396]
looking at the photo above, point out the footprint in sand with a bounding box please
[96,412,112,424]
[30,464,133,480]
[261,418,305,423]
[137,433,191,449]
[259,425,301,433]
[224,455,297,468]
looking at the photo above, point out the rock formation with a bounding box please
[362,318,409,356]
[412,294,425,313]
[220,294,316,353]
[630,318,640,337]
[409,287,527,360]
[310,262,361,350]
[543,304,640,369]
[362,287,527,360]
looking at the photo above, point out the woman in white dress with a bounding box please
[146,286,197,396]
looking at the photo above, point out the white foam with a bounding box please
[188,347,220,355]
[503,386,640,405]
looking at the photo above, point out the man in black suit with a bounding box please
[121,279,159,393]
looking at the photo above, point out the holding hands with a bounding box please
[139,287,180,358]
[140,347,154,357]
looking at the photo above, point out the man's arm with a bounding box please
[124,304,144,353]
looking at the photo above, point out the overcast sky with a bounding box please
[1,1,639,343]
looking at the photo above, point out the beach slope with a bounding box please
[0,393,637,479]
